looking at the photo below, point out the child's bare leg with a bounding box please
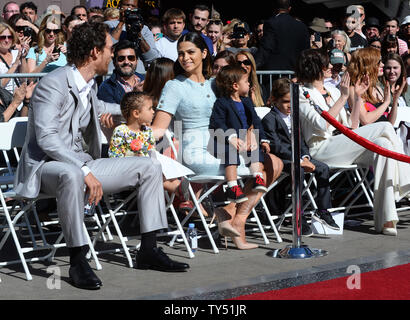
[249,162,264,177]
[226,165,238,188]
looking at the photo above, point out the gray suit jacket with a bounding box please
[14,65,121,198]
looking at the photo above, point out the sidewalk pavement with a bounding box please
[1,211,410,300]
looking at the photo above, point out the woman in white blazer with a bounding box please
[296,49,410,236]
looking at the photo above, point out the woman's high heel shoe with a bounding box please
[211,208,240,238]
[231,236,258,250]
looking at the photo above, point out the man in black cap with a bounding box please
[364,17,380,41]
[226,22,257,56]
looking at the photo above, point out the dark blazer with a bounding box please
[210,96,267,141]
[261,108,310,162]
[255,13,310,71]
[97,71,145,104]
[209,96,267,166]
[262,107,332,211]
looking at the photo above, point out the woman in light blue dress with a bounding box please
[152,32,283,249]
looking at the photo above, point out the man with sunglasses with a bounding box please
[98,40,145,104]
[108,0,160,74]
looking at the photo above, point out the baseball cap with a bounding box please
[401,15,410,26]
[365,17,380,29]
[329,49,345,65]
[231,22,251,39]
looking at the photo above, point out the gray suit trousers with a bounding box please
[40,156,167,247]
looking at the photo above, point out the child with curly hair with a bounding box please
[109,91,191,199]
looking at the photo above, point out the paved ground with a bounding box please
[1,208,410,300]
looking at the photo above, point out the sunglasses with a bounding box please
[209,19,222,25]
[371,44,381,49]
[15,26,26,32]
[0,35,13,41]
[45,28,61,34]
[238,59,252,66]
[117,55,136,62]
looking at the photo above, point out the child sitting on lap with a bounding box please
[109,91,190,200]
[209,65,270,203]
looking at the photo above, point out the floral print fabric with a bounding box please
[109,124,155,158]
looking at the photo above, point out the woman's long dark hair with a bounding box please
[295,48,329,84]
[143,57,175,107]
[174,32,212,79]
[383,53,408,95]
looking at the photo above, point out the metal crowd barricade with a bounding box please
[256,70,295,93]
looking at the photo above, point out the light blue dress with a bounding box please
[157,75,250,176]
[26,46,67,73]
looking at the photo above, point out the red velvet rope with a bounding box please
[302,91,410,163]
[320,110,410,163]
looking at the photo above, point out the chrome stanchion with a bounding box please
[267,83,327,259]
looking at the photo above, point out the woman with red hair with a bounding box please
[347,46,397,125]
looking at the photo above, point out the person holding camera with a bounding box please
[109,0,160,74]
[8,13,38,39]
[26,14,67,74]
[226,22,257,57]
[0,22,29,93]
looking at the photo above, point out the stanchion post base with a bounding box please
[267,245,328,259]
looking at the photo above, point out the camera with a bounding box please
[22,26,33,38]
[230,27,247,39]
[52,46,60,54]
[124,8,144,42]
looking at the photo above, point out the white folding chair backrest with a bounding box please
[254,107,271,120]
[0,118,27,151]
[394,107,410,128]
[0,118,27,174]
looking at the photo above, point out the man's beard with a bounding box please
[116,64,137,77]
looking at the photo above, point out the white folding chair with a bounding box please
[0,119,101,281]
[163,130,270,253]
[88,150,197,267]
[327,164,374,218]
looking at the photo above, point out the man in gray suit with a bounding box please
[14,22,189,290]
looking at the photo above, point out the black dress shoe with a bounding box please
[136,247,190,272]
[69,259,102,290]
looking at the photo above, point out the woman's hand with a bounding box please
[353,74,370,98]
[391,77,406,102]
[13,82,27,104]
[44,45,60,64]
[19,36,31,58]
[383,81,391,104]
[57,44,67,55]
[25,81,36,100]
[339,71,350,98]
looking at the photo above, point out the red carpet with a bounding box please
[232,263,410,300]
